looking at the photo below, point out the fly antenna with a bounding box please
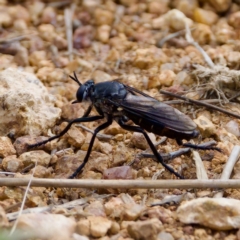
[69,72,82,86]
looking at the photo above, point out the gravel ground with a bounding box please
[1,0,240,239]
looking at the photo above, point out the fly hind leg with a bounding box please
[176,139,221,152]
[118,119,184,179]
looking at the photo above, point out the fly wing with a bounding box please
[120,94,196,132]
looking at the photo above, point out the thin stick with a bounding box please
[157,29,189,47]
[185,22,214,68]
[75,124,113,140]
[160,90,240,119]
[192,150,208,179]
[141,141,217,160]
[9,162,37,236]
[1,178,240,189]
[164,99,227,105]
[214,146,240,198]
[7,198,87,221]
[64,7,73,61]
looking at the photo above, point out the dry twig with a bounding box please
[160,90,240,119]
[185,22,214,68]
[214,146,240,198]
[75,124,113,140]
[193,150,208,179]
[9,162,37,236]
[1,178,240,189]
[64,7,73,61]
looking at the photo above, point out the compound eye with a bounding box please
[76,86,87,102]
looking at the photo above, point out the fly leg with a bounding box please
[118,119,184,179]
[28,115,104,148]
[176,139,221,152]
[69,116,113,179]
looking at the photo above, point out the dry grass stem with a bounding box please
[157,29,188,48]
[1,178,240,189]
[160,90,240,119]
[9,162,37,236]
[192,150,208,179]
[7,198,87,221]
[185,22,214,68]
[214,146,240,198]
[64,7,73,61]
[75,123,113,140]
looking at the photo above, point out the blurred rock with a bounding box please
[152,9,193,31]
[38,24,56,42]
[174,71,193,86]
[121,203,145,221]
[88,216,112,238]
[8,5,30,23]
[208,0,231,13]
[104,197,124,218]
[172,0,199,18]
[216,128,240,148]
[104,121,125,135]
[0,69,61,137]
[94,8,114,26]
[16,213,76,240]
[225,120,240,137]
[177,198,240,230]
[30,165,53,178]
[92,70,112,84]
[84,201,106,217]
[147,1,169,15]
[192,24,213,45]
[41,6,56,25]
[97,25,111,43]
[19,150,51,167]
[0,10,12,27]
[158,231,174,240]
[54,154,81,178]
[81,132,99,151]
[112,142,131,166]
[133,48,158,69]
[66,125,85,148]
[193,8,218,25]
[13,135,49,155]
[226,51,240,68]
[103,166,134,179]
[84,151,109,173]
[53,35,67,51]
[14,46,29,67]
[158,70,176,87]
[130,132,156,150]
[0,136,16,157]
[73,26,94,49]
[76,219,90,236]
[28,1,45,25]
[228,11,240,29]
[127,218,162,240]
[194,115,216,137]
[2,155,23,172]
[0,205,9,227]
[96,142,112,155]
[61,102,85,120]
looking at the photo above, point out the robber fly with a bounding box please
[29,73,215,179]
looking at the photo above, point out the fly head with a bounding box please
[76,80,94,102]
[69,72,95,103]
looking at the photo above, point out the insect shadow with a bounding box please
[28,72,220,179]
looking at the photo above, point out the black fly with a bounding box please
[29,72,216,179]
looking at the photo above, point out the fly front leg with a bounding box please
[69,116,113,179]
[28,115,104,148]
[118,119,184,179]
